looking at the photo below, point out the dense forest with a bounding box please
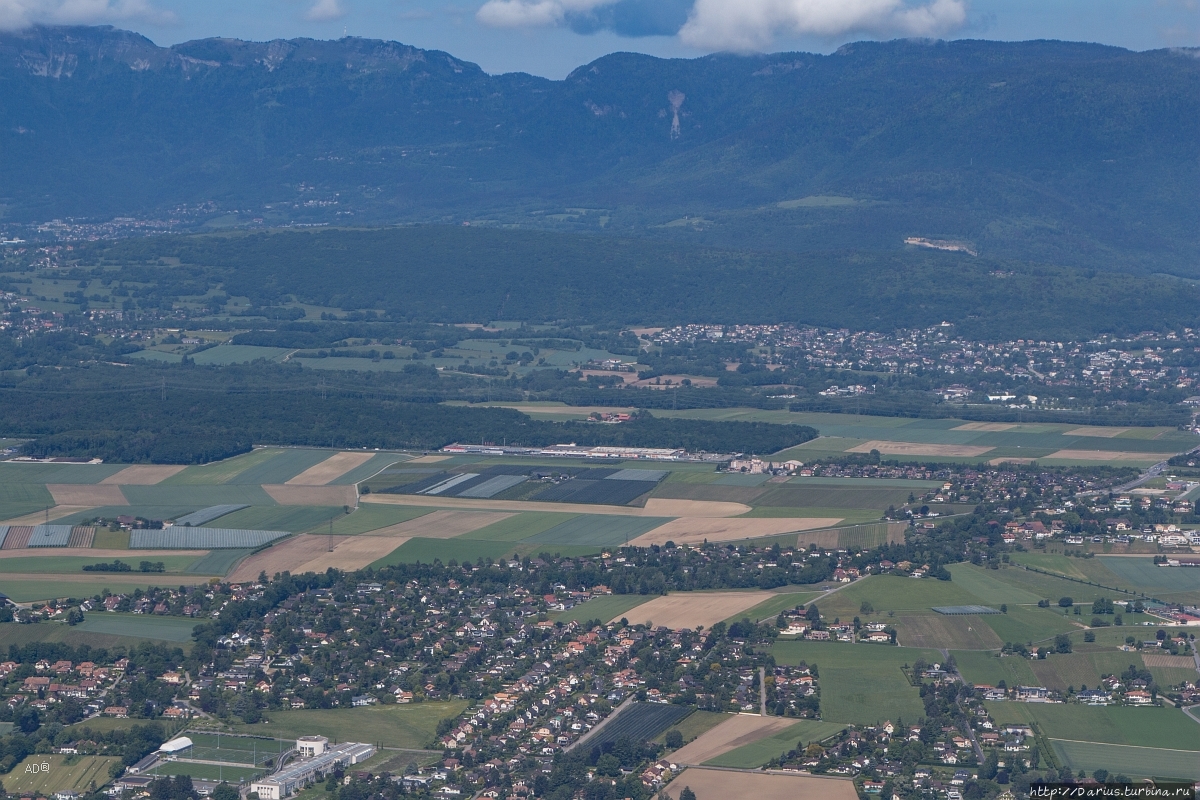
[0,370,814,462]
[82,227,1200,341]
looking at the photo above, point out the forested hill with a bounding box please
[2,27,1199,277]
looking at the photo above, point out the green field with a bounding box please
[985,702,1200,750]
[704,720,847,768]
[122,484,278,507]
[163,449,284,485]
[1050,739,1200,781]
[329,505,433,535]
[772,640,940,725]
[951,650,1040,687]
[0,481,56,520]
[460,511,579,542]
[979,605,1078,645]
[945,564,1045,605]
[553,594,648,624]
[753,485,912,510]
[0,577,207,603]
[223,449,335,485]
[0,554,201,573]
[734,590,822,624]
[0,621,191,650]
[206,505,344,533]
[0,463,124,485]
[816,575,985,620]
[1097,557,1200,603]
[93,530,130,549]
[74,612,199,643]
[5,753,121,795]
[229,701,468,749]
[656,711,730,746]
[186,549,252,575]
[373,537,601,567]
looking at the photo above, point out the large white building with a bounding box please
[251,738,374,800]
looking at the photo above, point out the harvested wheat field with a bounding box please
[640,499,750,518]
[953,422,1016,432]
[1141,654,1196,669]
[1045,450,1157,461]
[795,529,842,548]
[367,509,514,539]
[631,517,841,546]
[229,535,348,582]
[262,484,357,506]
[616,591,774,630]
[669,716,798,765]
[662,768,857,800]
[100,465,186,485]
[847,441,993,458]
[407,455,450,464]
[1,506,92,526]
[290,536,409,574]
[285,452,375,485]
[896,614,1002,650]
[48,484,127,506]
[1064,427,1130,438]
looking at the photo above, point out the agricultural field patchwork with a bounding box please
[703,719,847,768]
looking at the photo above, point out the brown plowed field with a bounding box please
[47,485,127,506]
[616,591,774,630]
[847,441,994,457]
[285,452,375,485]
[1063,427,1130,438]
[100,466,186,485]
[795,530,842,548]
[291,536,410,574]
[669,716,798,765]
[2,527,32,549]
[631,517,841,546]
[229,535,348,582]
[662,768,857,800]
[67,527,95,547]
[262,485,357,506]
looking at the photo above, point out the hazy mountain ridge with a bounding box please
[2,27,1198,275]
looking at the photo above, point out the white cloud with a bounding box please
[679,0,968,51]
[476,0,617,29]
[304,0,346,23]
[0,0,175,29]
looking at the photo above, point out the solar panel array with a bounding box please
[131,528,290,549]
[175,504,250,527]
[29,524,73,547]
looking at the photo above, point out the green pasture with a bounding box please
[752,485,912,510]
[815,575,985,619]
[94,530,130,549]
[74,612,198,643]
[713,473,771,487]
[460,511,579,542]
[524,515,671,546]
[1050,739,1200,781]
[207,505,344,533]
[736,590,822,623]
[704,720,847,768]
[664,471,719,485]
[977,564,1121,604]
[789,477,944,489]
[0,462,124,485]
[330,505,433,535]
[0,576,206,603]
[0,482,56,520]
[229,701,468,749]
[985,702,1200,750]
[656,711,730,747]
[1097,557,1200,602]
[771,640,940,725]
[186,549,253,576]
[122,484,277,507]
[163,449,283,485]
[952,650,1039,687]
[652,483,766,505]
[5,754,121,795]
[224,449,335,485]
[552,594,646,624]
[946,564,1045,605]
[1009,554,1127,586]
[0,554,200,573]
[0,620,187,650]
[980,605,1078,645]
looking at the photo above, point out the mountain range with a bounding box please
[2,26,1199,276]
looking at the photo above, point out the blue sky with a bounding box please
[4,0,1199,78]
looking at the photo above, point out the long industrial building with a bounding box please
[250,738,375,800]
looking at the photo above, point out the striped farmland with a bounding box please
[68,526,96,548]
[131,528,290,549]
[28,525,74,547]
[2,527,32,549]
[0,526,7,548]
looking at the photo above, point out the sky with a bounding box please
[0,0,1197,78]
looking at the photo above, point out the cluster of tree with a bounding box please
[81,560,166,573]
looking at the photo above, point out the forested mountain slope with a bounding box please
[2,28,1198,275]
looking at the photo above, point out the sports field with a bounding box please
[772,640,939,724]
[229,701,468,749]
